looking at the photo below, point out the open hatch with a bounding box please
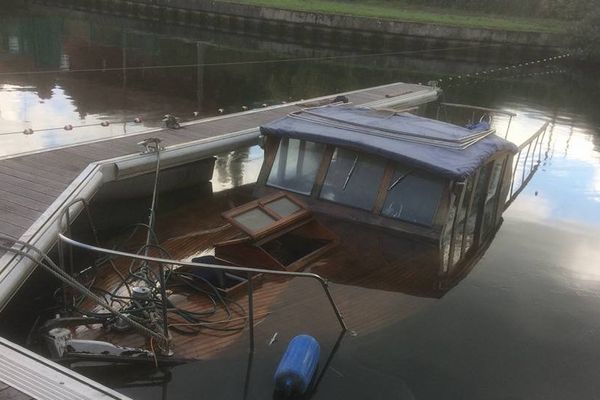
[216,192,338,271]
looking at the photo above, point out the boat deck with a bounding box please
[0,336,130,400]
[69,184,444,361]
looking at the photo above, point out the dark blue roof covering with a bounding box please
[260,105,518,180]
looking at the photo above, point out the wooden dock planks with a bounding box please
[0,382,34,400]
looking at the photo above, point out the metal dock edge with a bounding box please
[0,336,131,400]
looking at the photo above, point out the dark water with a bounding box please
[2,4,600,400]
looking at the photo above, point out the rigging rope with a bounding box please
[0,49,572,137]
[0,43,502,77]
[0,237,170,347]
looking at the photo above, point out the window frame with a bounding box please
[265,137,327,196]
[317,147,389,212]
[378,164,447,228]
[222,192,311,239]
[262,138,451,234]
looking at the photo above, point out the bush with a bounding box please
[402,0,593,20]
[569,8,600,60]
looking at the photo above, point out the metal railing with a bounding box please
[58,234,348,352]
[436,102,517,139]
[505,122,550,209]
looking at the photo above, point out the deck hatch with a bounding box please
[222,192,311,239]
[218,193,338,271]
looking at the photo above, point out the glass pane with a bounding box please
[486,159,504,201]
[320,148,387,211]
[267,138,325,195]
[464,169,489,254]
[453,176,475,263]
[382,168,444,226]
[482,159,506,237]
[232,208,276,232]
[441,193,456,273]
[265,197,301,217]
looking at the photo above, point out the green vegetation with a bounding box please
[221,0,569,33]
[569,8,600,60]
[407,0,592,20]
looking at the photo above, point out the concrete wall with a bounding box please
[148,0,567,47]
[34,0,568,48]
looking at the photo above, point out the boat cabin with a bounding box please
[254,105,518,275]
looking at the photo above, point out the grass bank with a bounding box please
[218,0,568,33]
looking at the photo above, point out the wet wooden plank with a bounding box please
[0,173,63,198]
[0,159,76,185]
[0,385,34,400]
[82,141,140,157]
[0,180,57,205]
[0,211,39,231]
[0,165,66,192]
[8,154,86,176]
[0,202,38,224]
[0,191,48,213]
[0,220,28,239]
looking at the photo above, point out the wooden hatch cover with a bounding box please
[217,192,338,272]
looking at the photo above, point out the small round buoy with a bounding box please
[134,117,142,123]
[23,128,34,135]
[100,121,110,127]
[274,335,320,397]
[64,124,73,131]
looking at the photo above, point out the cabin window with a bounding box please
[453,175,476,263]
[267,138,326,195]
[381,167,444,226]
[320,148,387,211]
[441,189,458,273]
[481,158,507,238]
[463,168,488,253]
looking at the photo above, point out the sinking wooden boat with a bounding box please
[9,104,528,367]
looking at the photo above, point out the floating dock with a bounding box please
[0,81,438,399]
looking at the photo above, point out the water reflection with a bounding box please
[212,146,263,192]
[0,8,408,157]
[2,3,600,400]
[0,6,567,158]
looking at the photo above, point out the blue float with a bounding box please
[274,335,320,396]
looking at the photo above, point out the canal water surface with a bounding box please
[1,4,600,400]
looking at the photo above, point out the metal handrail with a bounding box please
[58,234,348,334]
[437,102,517,139]
[505,122,550,209]
[517,122,549,151]
[439,102,518,117]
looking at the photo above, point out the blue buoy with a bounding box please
[274,335,320,396]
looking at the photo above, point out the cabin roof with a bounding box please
[260,105,518,179]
